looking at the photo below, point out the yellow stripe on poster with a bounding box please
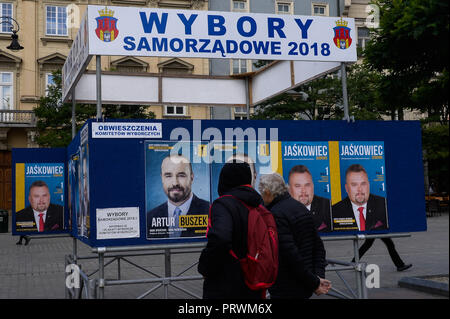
[15,163,25,212]
[270,141,283,175]
[328,141,342,205]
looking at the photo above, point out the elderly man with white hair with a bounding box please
[258,173,331,299]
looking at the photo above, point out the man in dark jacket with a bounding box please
[259,173,331,299]
[198,162,263,299]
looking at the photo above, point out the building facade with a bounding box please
[0,0,209,210]
[209,0,340,119]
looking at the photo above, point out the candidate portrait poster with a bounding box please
[15,163,65,233]
[281,141,332,232]
[145,140,210,240]
[331,141,388,232]
[209,141,273,201]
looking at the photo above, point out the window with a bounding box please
[357,27,371,49]
[46,5,68,36]
[164,105,187,116]
[0,2,13,33]
[232,59,248,74]
[232,0,247,12]
[277,2,292,14]
[0,72,13,110]
[312,4,328,16]
[234,107,248,120]
[45,73,55,96]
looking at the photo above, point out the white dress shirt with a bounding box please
[167,193,193,223]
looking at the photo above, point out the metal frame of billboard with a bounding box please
[58,6,417,300]
[63,6,358,126]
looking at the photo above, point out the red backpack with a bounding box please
[211,195,279,291]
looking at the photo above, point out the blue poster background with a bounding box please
[281,141,331,200]
[210,141,272,201]
[145,141,210,214]
[338,141,387,199]
[24,163,65,207]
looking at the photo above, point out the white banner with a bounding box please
[92,122,162,138]
[96,207,140,240]
[87,5,357,62]
[62,11,91,102]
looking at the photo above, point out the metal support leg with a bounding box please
[88,279,98,299]
[164,249,171,299]
[98,249,105,299]
[360,263,368,299]
[341,62,352,122]
[72,89,76,138]
[72,237,78,264]
[96,55,102,120]
[353,238,363,299]
[117,257,121,280]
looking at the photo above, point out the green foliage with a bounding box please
[346,63,385,120]
[34,70,155,147]
[251,74,343,120]
[364,0,449,121]
[422,124,449,192]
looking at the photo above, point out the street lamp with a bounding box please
[0,16,24,51]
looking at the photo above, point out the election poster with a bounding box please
[145,140,210,240]
[331,141,388,232]
[209,141,273,201]
[77,125,90,238]
[281,141,332,232]
[14,162,65,233]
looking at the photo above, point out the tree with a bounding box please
[346,63,386,120]
[363,0,449,193]
[364,0,449,121]
[34,70,155,147]
[251,73,343,120]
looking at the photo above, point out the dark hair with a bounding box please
[29,180,49,191]
[227,153,256,173]
[218,162,252,196]
[288,165,312,180]
[345,164,368,179]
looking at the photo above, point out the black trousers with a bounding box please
[356,238,405,268]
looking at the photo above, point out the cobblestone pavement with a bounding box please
[0,213,448,299]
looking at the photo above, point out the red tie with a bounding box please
[38,213,44,232]
[358,207,365,231]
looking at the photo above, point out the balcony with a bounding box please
[0,110,36,127]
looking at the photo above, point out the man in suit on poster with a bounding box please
[16,180,64,234]
[332,164,388,231]
[146,154,210,239]
[288,165,332,232]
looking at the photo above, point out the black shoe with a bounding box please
[16,241,22,245]
[397,264,412,272]
[24,237,31,246]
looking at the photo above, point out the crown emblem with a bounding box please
[335,18,348,27]
[98,7,114,17]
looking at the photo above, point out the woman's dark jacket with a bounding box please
[198,186,263,299]
[267,192,327,299]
